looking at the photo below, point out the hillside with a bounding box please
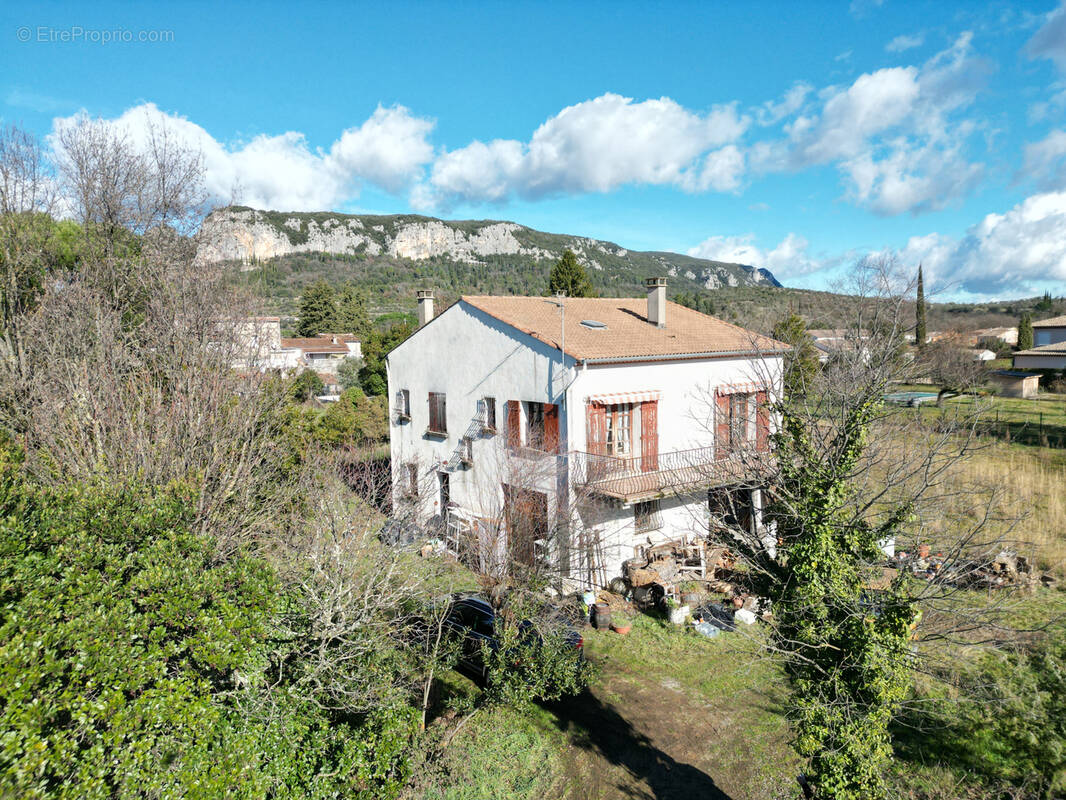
[201,206,779,309]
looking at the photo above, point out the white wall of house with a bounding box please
[387,299,783,587]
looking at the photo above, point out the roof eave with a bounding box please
[581,347,790,365]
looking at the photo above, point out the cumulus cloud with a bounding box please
[1026,1,1066,73]
[755,83,812,126]
[421,93,750,206]
[901,191,1066,295]
[886,33,925,53]
[48,102,435,211]
[688,231,828,278]
[1021,129,1066,191]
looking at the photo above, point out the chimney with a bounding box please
[417,290,434,327]
[645,277,667,328]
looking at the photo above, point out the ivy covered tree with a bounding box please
[548,249,595,297]
[771,312,820,398]
[296,280,337,336]
[697,258,1009,799]
[1018,312,1034,351]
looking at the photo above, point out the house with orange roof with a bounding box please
[385,279,787,588]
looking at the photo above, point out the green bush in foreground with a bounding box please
[0,450,415,799]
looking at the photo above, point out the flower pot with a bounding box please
[611,622,632,635]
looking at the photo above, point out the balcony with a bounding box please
[570,446,762,503]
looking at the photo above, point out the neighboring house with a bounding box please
[971,327,1018,346]
[231,318,361,380]
[989,370,1040,399]
[970,349,996,362]
[279,333,362,376]
[807,329,870,364]
[386,280,787,589]
[1013,342,1066,371]
[1033,315,1066,348]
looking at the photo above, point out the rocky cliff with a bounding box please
[199,207,780,291]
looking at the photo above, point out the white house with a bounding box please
[279,333,362,375]
[386,280,787,589]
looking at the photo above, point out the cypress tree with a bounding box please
[915,265,927,351]
[548,250,596,297]
[1018,312,1034,351]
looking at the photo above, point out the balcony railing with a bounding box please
[570,446,761,502]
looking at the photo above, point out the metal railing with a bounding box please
[570,446,752,501]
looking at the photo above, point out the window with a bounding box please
[405,463,419,497]
[459,437,473,465]
[634,499,662,533]
[481,397,497,433]
[525,401,545,449]
[729,393,751,449]
[395,389,411,420]
[605,403,633,456]
[428,392,447,435]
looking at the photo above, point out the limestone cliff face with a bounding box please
[196,206,780,290]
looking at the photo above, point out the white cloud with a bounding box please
[755,82,812,126]
[886,33,925,53]
[1022,129,1066,191]
[849,0,885,19]
[48,102,435,211]
[901,191,1066,295]
[1026,1,1066,73]
[423,93,750,206]
[688,232,827,278]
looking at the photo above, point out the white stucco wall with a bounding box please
[386,299,784,586]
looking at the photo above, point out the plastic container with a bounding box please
[668,604,691,625]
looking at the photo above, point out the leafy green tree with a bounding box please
[289,369,325,402]
[548,249,595,297]
[315,388,388,446]
[915,265,927,351]
[335,283,371,339]
[1018,312,1034,350]
[296,280,337,336]
[359,321,415,396]
[337,355,363,391]
[772,312,820,397]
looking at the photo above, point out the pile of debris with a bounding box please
[892,547,1055,592]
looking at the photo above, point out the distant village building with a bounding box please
[970,349,996,362]
[386,280,788,588]
[1014,343,1066,371]
[807,329,870,363]
[990,370,1040,399]
[232,317,361,381]
[1033,315,1066,348]
[971,327,1018,346]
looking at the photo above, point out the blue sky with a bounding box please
[3,0,1066,300]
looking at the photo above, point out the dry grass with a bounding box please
[950,442,1066,575]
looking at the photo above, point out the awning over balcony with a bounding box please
[585,390,661,406]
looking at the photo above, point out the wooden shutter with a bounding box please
[715,393,730,461]
[586,403,607,455]
[755,390,769,452]
[640,400,658,472]
[543,403,559,453]
[507,401,521,449]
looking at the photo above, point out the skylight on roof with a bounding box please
[580,319,608,330]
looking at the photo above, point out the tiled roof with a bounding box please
[1033,315,1066,328]
[281,337,349,354]
[460,296,788,361]
[1014,342,1066,356]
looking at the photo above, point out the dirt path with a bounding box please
[543,667,787,800]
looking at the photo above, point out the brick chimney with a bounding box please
[417,290,434,327]
[645,277,667,328]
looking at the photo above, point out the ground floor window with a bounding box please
[634,499,663,533]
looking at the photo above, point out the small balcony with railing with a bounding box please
[569,446,763,503]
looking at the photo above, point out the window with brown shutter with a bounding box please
[482,397,497,433]
[755,390,769,451]
[507,400,521,449]
[586,403,607,456]
[428,392,447,435]
[525,401,545,449]
[543,403,559,452]
[640,400,658,472]
[715,393,730,460]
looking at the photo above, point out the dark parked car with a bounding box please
[443,593,584,680]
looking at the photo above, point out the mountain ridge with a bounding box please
[199,206,781,292]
